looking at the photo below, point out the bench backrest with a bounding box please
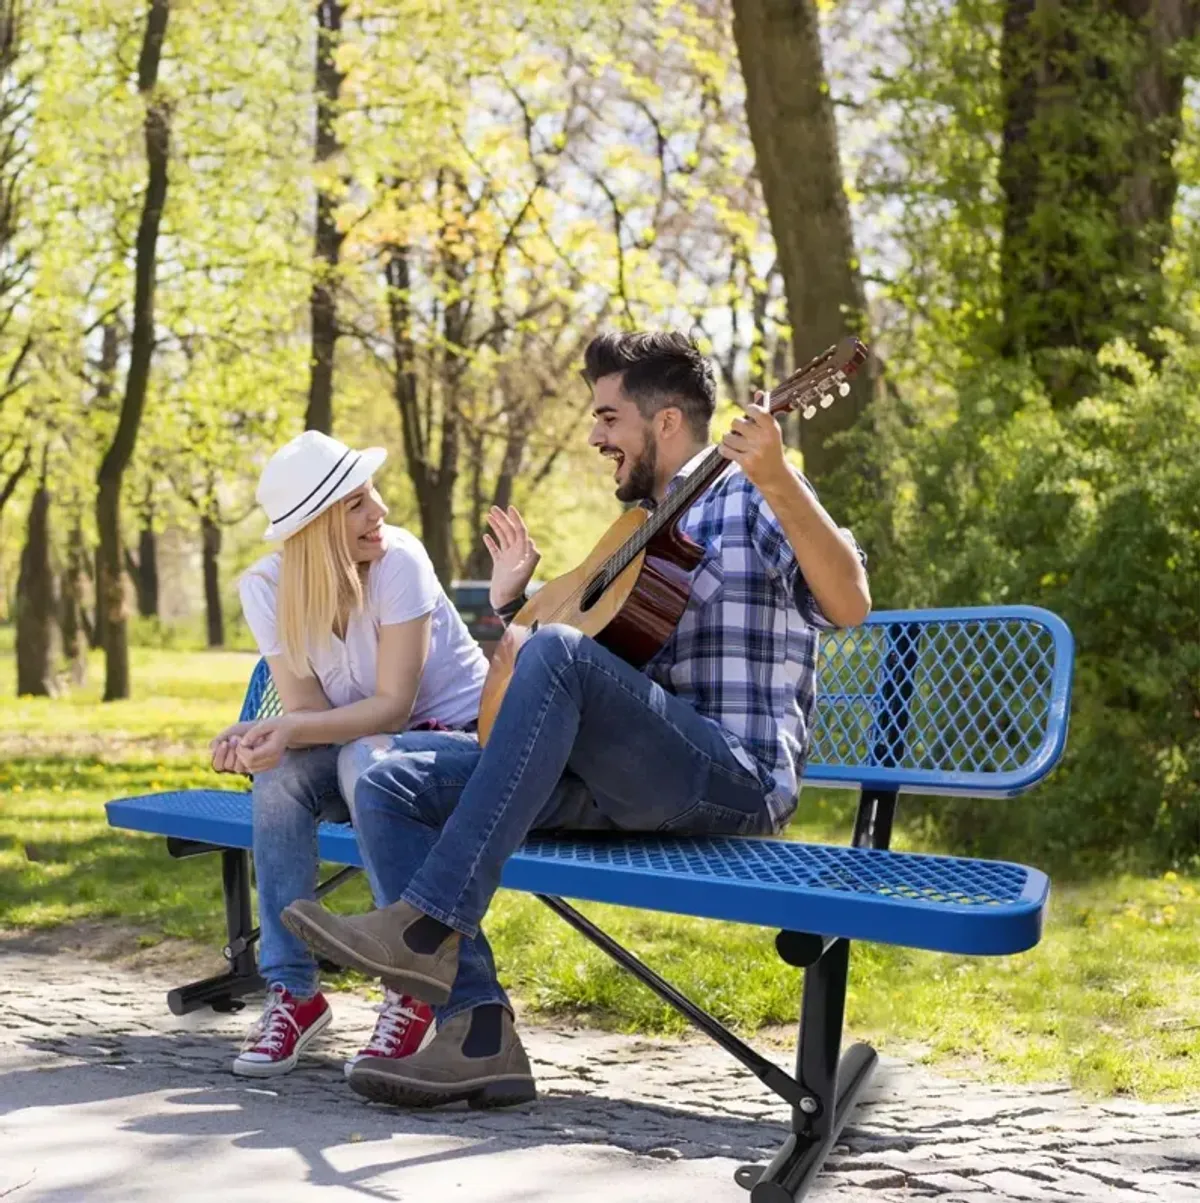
[807,606,1073,798]
[239,660,281,724]
[238,604,1074,803]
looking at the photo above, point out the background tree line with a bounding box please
[1,0,1196,871]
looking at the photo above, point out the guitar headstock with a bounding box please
[764,337,869,421]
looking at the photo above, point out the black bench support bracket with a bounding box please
[536,893,809,1109]
[167,846,264,1016]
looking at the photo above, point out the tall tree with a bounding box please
[199,492,224,648]
[304,0,346,434]
[95,0,169,701]
[16,452,56,697]
[0,0,35,461]
[998,0,1200,397]
[90,320,120,650]
[730,0,873,483]
[59,518,89,686]
[123,481,159,619]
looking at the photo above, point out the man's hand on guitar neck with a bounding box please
[483,505,542,612]
[721,391,872,630]
[718,390,792,495]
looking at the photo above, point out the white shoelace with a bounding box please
[243,987,301,1054]
[361,991,423,1057]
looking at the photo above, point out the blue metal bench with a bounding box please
[105,605,1074,1203]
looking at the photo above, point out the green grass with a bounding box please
[0,643,1195,1100]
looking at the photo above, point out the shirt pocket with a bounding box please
[687,551,724,612]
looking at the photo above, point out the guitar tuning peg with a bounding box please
[838,381,851,397]
[802,405,816,420]
[819,394,834,408]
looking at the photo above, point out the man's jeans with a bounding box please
[352,624,774,1024]
[252,738,386,998]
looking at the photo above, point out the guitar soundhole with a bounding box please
[580,576,607,613]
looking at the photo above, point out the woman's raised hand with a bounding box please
[483,505,541,612]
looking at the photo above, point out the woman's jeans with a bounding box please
[251,738,385,998]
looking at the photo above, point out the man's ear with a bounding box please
[655,406,685,439]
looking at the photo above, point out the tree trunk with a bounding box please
[304,0,346,435]
[124,522,158,618]
[415,485,456,588]
[730,0,873,483]
[16,479,57,697]
[201,511,224,647]
[460,429,491,582]
[96,0,168,701]
[60,522,88,687]
[461,420,526,581]
[998,0,1199,394]
[90,545,105,649]
[0,0,34,398]
[96,478,129,698]
[90,322,119,651]
[385,242,458,587]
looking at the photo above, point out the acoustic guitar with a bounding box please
[477,336,870,744]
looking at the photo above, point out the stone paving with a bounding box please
[0,943,1197,1202]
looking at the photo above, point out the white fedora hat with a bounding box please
[257,430,388,542]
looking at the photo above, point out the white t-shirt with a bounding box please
[239,525,487,730]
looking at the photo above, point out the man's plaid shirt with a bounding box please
[643,451,866,830]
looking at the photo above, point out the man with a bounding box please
[283,331,871,1108]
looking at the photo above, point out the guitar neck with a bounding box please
[599,448,729,585]
[640,447,729,544]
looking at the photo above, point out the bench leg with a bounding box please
[736,777,900,1199]
[164,842,362,1016]
[737,937,877,1202]
[536,895,877,1202]
[167,846,264,1016]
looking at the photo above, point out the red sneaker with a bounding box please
[344,989,435,1078]
[232,985,332,1078]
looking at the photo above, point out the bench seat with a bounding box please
[106,789,1048,956]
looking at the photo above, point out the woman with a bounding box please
[210,429,488,1078]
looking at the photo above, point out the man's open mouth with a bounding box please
[602,448,625,478]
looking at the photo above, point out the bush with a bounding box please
[852,340,1200,874]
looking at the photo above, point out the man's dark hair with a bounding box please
[582,331,716,440]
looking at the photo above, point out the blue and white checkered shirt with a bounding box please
[643,449,866,830]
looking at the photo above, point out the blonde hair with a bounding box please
[276,503,363,677]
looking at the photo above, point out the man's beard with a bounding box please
[615,432,657,502]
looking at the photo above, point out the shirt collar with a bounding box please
[644,445,714,510]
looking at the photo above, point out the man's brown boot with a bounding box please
[348,1006,536,1109]
[281,898,460,1006]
